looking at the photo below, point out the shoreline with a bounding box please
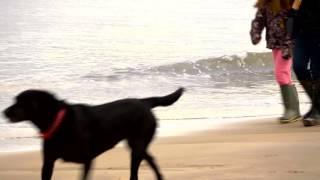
[0,115,276,153]
[1,118,320,180]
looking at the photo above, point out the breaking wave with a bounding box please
[83,52,276,83]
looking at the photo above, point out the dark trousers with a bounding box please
[293,35,320,81]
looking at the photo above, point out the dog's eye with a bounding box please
[16,101,27,107]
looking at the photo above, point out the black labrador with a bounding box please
[3,88,184,180]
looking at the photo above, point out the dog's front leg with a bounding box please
[41,155,56,180]
[81,161,93,180]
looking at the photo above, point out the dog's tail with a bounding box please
[140,88,184,108]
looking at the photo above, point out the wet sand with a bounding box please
[0,118,320,180]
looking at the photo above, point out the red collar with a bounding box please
[41,108,66,140]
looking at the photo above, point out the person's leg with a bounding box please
[303,36,320,126]
[273,49,301,123]
[293,36,311,81]
[292,35,316,122]
[273,49,293,85]
[310,36,320,81]
[293,36,313,101]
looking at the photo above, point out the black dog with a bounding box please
[3,88,184,180]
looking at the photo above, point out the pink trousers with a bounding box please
[272,49,293,85]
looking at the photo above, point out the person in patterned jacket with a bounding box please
[250,0,301,123]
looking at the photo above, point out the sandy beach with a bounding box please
[2,0,318,180]
[0,118,320,180]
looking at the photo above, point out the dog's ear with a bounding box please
[59,99,67,106]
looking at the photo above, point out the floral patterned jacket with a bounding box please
[250,7,293,59]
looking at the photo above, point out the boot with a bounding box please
[279,84,302,123]
[300,81,313,119]
[303,81,320,126]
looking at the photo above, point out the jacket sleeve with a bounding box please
[250,8,266,45]
[286,8,299,39]
[281,31,294,60]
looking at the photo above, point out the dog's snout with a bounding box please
[3,107,11,117]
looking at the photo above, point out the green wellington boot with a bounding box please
[279,84,302,123]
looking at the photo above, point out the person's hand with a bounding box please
[251,34,261,45]
[282,48,292,60]
[292,0,302,10]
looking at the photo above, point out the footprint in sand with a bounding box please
[288,170,304,174]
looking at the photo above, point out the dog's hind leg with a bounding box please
[144,152,163,180]
[130,147,144,180]
[81,161,93,180]
[128,139,149,180]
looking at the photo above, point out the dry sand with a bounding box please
[0,118,320,180]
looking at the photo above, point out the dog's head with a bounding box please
[3,90,62,125]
